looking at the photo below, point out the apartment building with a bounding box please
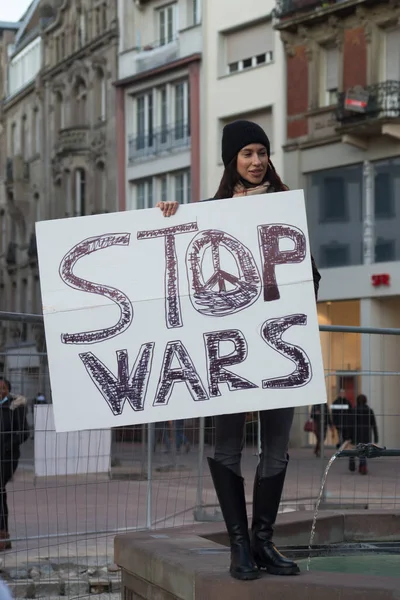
[0,0,118,397]
[276,0,400,446]
[116,0,202,211]
[201,0,285,197]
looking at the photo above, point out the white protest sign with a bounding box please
[36,191,326,433]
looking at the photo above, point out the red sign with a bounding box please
[371,274,390,287]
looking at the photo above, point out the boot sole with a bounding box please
[230,569,260,581]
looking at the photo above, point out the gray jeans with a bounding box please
[214,408,294,479]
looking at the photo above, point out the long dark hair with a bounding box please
[214,156,288,200]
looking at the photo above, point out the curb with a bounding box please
[8,577,121,598]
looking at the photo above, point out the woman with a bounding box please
[310,403,333,457]
[157,120,321,580]
[0,377,29,550]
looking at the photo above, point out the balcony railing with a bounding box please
[275,0,345,19]
[128,122,191,163]
[336,81,400,125]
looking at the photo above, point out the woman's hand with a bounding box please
[156,201,179,217]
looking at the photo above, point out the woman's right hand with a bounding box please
[156,201,179,217]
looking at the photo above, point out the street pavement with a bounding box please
[4,441,400,572]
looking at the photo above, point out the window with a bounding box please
[78,12,86,47]
[136,92,154,151]
[136,179,153,209]
[74,78,87,125]
[75,169,86,216]
[321,244,349,268]
[375,239,395,262]
[160,175,168,203]
[60,33,65,59]
[102,3,107,31]
[160,86,168,143]
[65,170,72,216]
[174,170,191,204]
[54,91,65,131]
[94,6,100,36]
[22,115,29,159]
[192,0,201,25]
[173,81,189,140]
[375,172,394,219]
[385,29,400,81]
[11,123,17,155]
[94,69,106,121]
[320,46,339,107]
[34,109,40,154]
[225,21,274,75]
[158,3,177,46]
[320,177,347,222]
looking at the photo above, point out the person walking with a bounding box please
[347,394,378,475]
[175,420,190,453]
[0,378,29,550]
[157,120,321,581]
[310,403,333,457]
[331,389,352,448]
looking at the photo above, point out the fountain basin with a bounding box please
[115,510,400,599]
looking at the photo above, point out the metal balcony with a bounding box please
[336,81,400,126]
[275,0,351,21]
[128,122,191,163]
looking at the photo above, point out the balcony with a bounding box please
[128,122,190,163]
[118,25,202,80]
[275,0,366,29]
[336,81,400,143]
[55,126,89,155]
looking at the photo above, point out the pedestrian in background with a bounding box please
[347,394,378,475]
[331,389,352,448]
[157,119,321,581]
[175,420,190,453]
[310,403,333,457]
[0,377,29,550]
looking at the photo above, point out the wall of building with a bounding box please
[202,0,286,199]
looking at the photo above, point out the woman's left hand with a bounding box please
[156,201,179,217]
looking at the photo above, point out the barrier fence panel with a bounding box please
[1,312,400,598]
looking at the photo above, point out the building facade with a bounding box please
[276,0,400,446]
[116,0,202,212]
[0,0,118,398]
[202,0,286,198]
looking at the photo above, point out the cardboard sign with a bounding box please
[36,191,326,433]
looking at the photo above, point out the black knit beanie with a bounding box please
[221,120,270,167]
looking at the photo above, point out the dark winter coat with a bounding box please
[202,193,322,300]
[346,405,378,445]
[0,395,29,459]
[331,396,352,430]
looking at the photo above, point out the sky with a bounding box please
[1,0,32,22]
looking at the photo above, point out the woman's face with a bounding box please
[236,143,268,185]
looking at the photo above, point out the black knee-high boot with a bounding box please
[251,466,299,575]
[207,458,259,580]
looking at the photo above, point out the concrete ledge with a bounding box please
[115,511,400,600]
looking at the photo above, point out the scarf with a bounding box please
[232,181,271,197]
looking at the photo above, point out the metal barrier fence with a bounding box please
[1,311,400,597]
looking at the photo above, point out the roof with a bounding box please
[0,21,21,30]
[15,0,40,45]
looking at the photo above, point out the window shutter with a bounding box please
[226,21,274,65]
[325,47,339,91]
